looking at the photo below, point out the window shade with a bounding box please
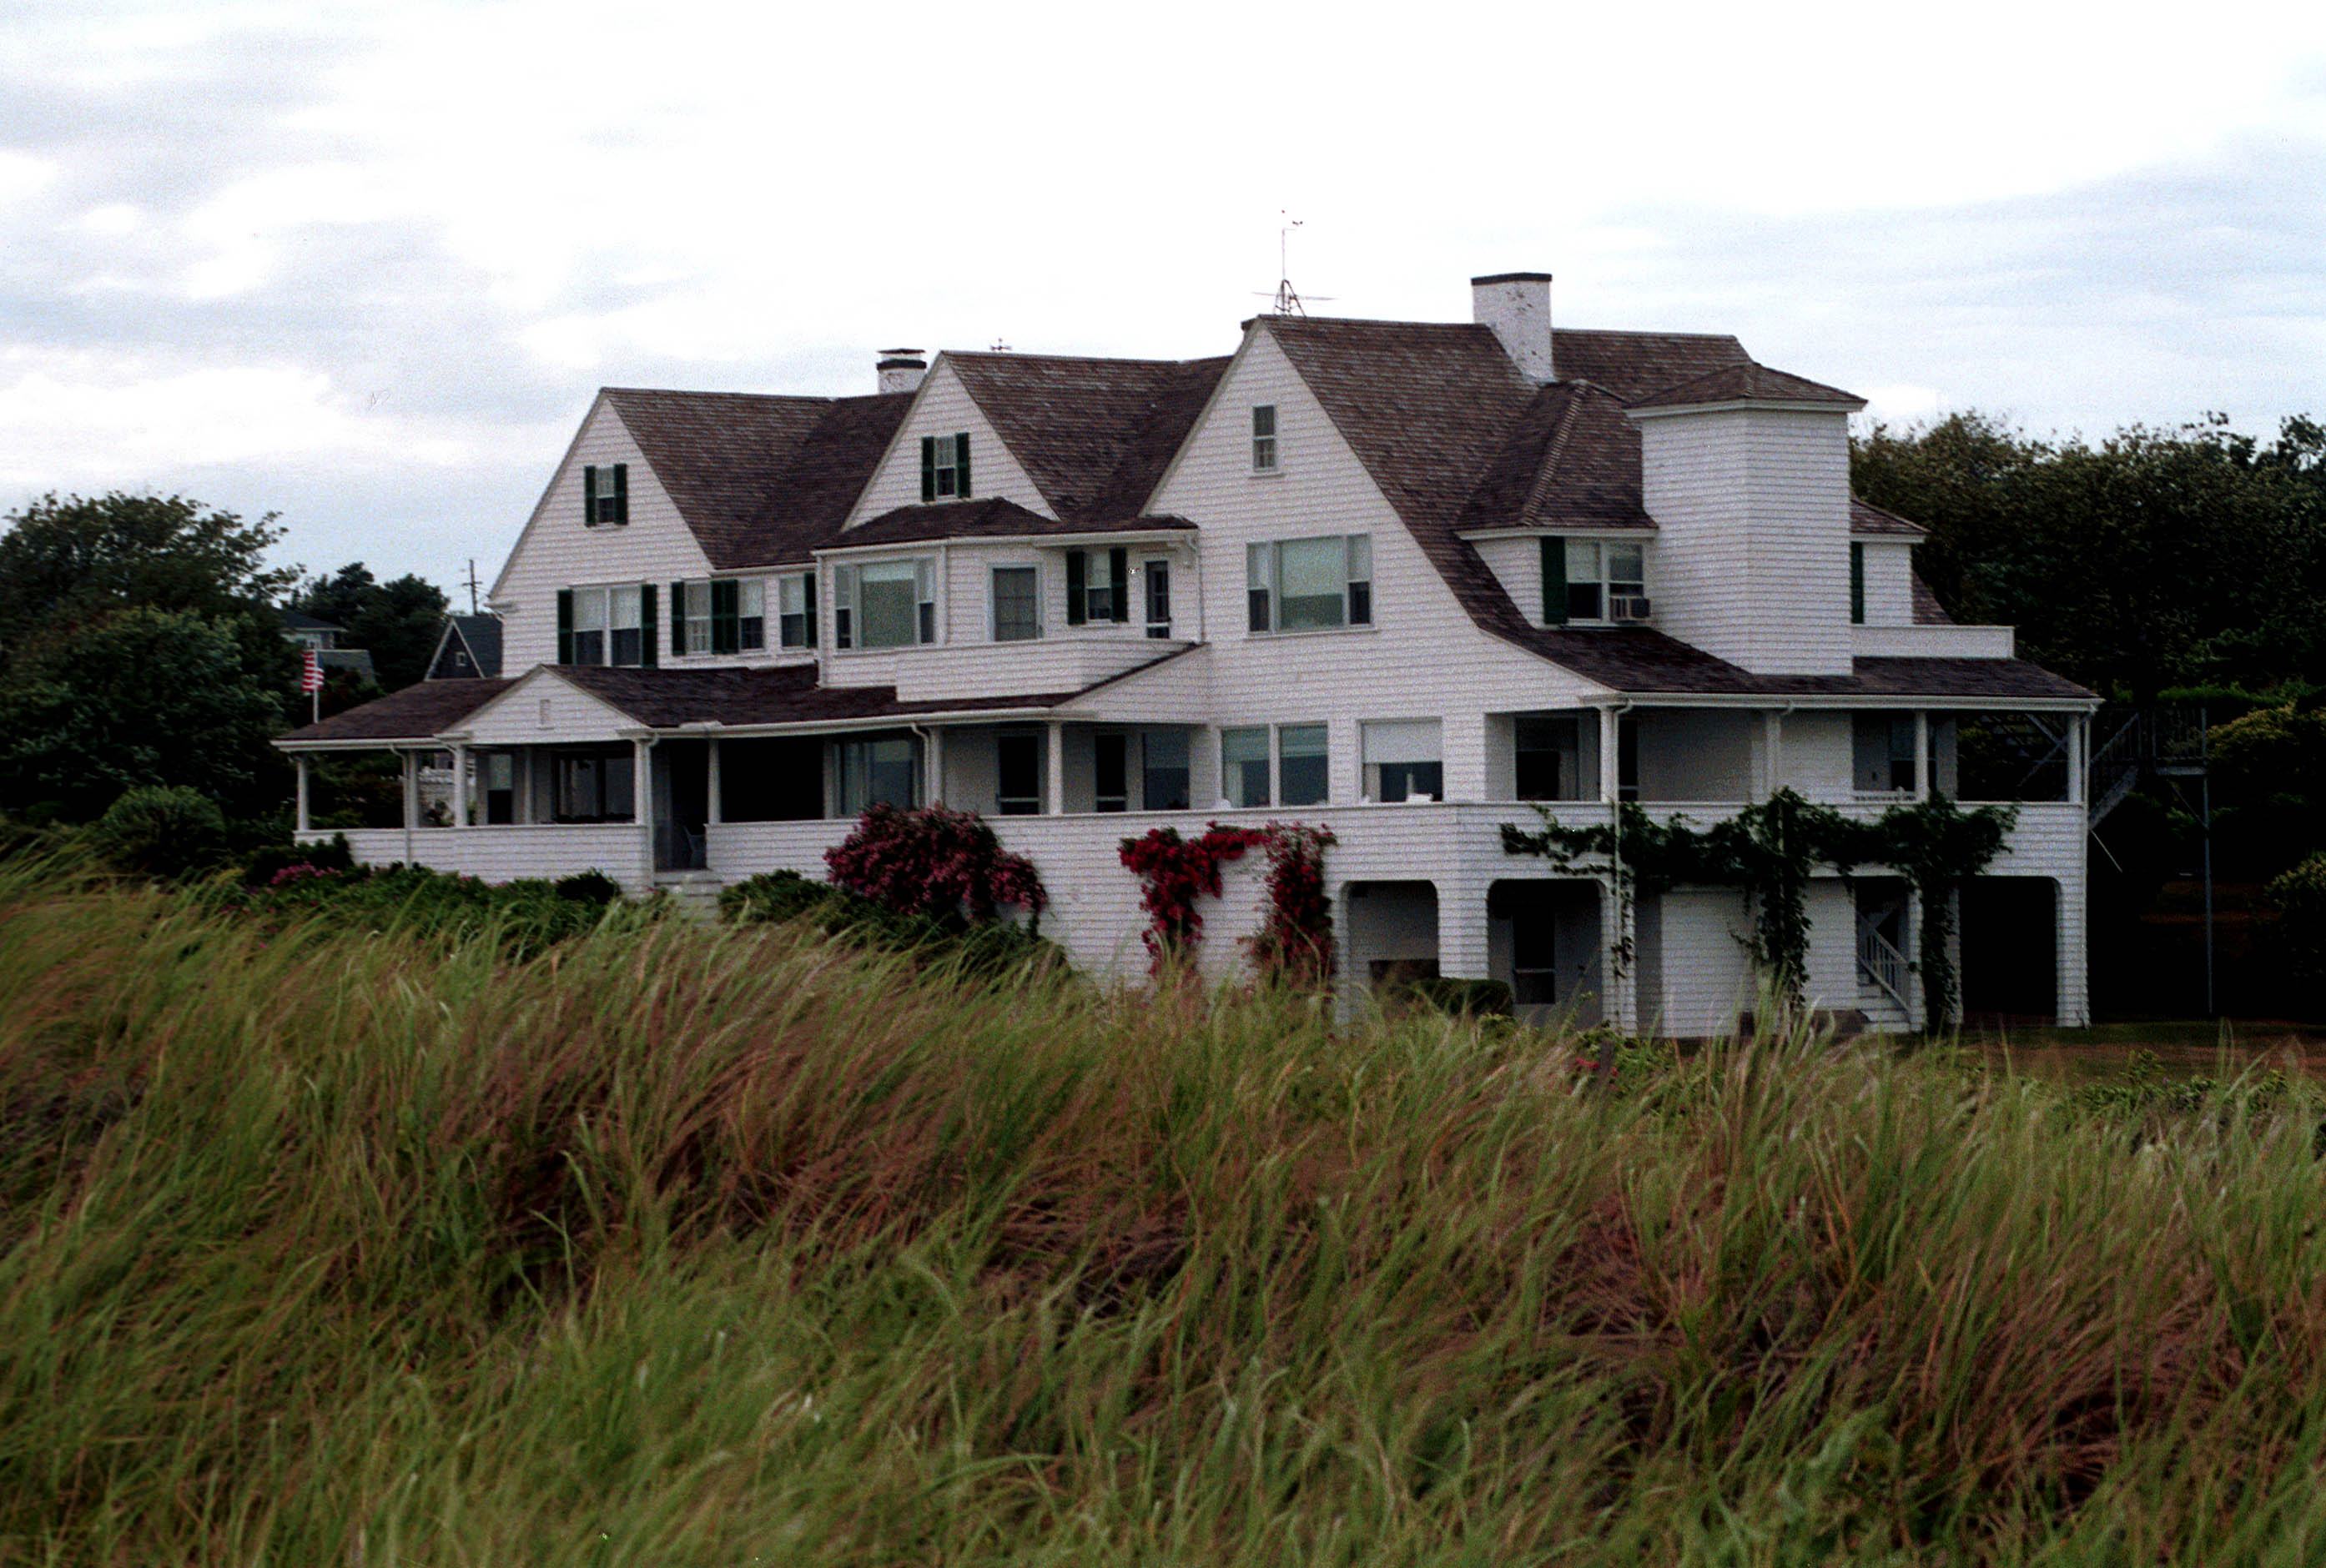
[1362,720,1442,766]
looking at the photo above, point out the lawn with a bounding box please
[6,852,2326,1564]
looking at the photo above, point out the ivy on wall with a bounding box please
[1120,821,1337,984]
[1501,789,2016,1033]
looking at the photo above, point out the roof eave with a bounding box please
[1624,397,1866,420]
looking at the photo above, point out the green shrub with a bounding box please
[551,869,624,907]
[88,785,227,879]
[241,832,355,887]
[2265,852,2326,1012]
[721,867,1060,978]
[227,862,647,957]
[1397,976,1513,1018]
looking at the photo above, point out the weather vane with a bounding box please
[1255,210,1333,316]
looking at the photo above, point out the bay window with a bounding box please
[834,558,936,650]
[1247,535,1372,634]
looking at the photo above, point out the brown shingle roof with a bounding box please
[1911,572,1953,626]
[1548,328,1752,401]
[746,393,915,564]
[1458,381,1655,532]
[279,678,513,744]
[1850,496,1930,538]
[946,352,1230,525]
[1628,360,1864,410]
[557,651,1197,728]
[833,497,1194,550]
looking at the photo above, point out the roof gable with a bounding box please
[946,352,1230,525]
[602,388,837,567]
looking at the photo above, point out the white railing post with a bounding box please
[294,754,310,836]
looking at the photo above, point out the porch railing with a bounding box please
[1855,917,1912,1019]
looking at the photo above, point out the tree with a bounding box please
[0,608,286,820]
[1852,413,2326,699]
[289,562,451,691]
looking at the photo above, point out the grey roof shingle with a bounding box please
[834,497,1195,550]
[1628,360,1864,410]
[1850,497,1930,538]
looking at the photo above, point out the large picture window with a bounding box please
[834,559,936,650]
[1247,535,1372,634]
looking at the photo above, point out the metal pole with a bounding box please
[2201,705,2215,1018]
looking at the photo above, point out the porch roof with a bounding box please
[277,677,514,745]
[555,663,1078,728]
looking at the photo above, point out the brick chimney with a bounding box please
[876,349,927,395]
[1470,273,1553,381]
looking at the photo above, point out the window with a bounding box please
[559,585,656,667]
[1855,714,1918,794]
[1618,717,1639,803]
[996,731,1041,815]
[1221,727,1271,808]
[1247,535,1372,634]
[672,579,763,656]
[778,572,818,649]
[837,734,920,814]
[1542,537,1646,625]
[1278,724,1328,807]
[920,432,971,501]
[551,748,635,822]
[1144,560,1171,638]
[482,751,515,825]
[834,559,936,650]
[1850,541,1866,625]
[990,565,1041,642]
[1142,728,1191,811]
[1251,405,1277,472]
[582,462,628,525]
[681,580,713,656]
[1362,720,1442,803]
[1095,733,1128,812]
[1515,716,1576,802]
[1065,548,1129,626]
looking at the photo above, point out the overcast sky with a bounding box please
[3,0,2322,601]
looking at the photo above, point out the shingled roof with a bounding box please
[1850,497,1930,538]
[1628,360,1865,410]
[945,352,1230,525]
[836,497,1193,550]
[602,387,911,569]
[1548,328,1752,401]
[1457,380,1656,533]
[279,677,513,744]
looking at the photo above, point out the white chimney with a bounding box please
[1470,272,1553,381]
[876,349,927,395]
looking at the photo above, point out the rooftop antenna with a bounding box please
[1253,210,1335,316]
[988,338,1013,353]
[461,557,481,616]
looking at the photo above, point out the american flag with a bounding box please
[300,648,325,693]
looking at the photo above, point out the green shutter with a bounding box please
[1065,551,1087,626]
[920,436,936,503]
[955,432,970,498]
[582,466,598,525]
[672,580,687,656]
[556,589,575,663]
[612,463,629,524]
[1109,548,1129,623]
[711,578,740,655]
[1850,542,1865,625]
[640,582,658,667]
[1541,537,1568,626]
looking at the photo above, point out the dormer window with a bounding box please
[919,433,971,501]
[582,463,628,525]
[1541,538,1646,626]
[1251,405,1278,472]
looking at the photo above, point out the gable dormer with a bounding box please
[843,356,1054,528]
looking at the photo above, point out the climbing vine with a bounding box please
[1120,821,1337,983]
[1502,789,2015,1032]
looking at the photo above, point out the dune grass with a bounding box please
[4,855,2326,1563]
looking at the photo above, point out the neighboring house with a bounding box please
[279,273,2097,1033]
[428,613,504,679]
[275,608,377,686]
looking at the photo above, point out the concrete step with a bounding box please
[652,871,724,919]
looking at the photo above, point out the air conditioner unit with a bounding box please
[1610,595,1653,622]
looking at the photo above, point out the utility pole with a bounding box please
[462,559,481,616]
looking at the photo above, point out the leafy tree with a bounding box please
[0,608,286,820]
[1853,413,2326,699]
[289,562,451,692]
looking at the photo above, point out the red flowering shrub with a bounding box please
[825,803,1048,927]
[1246,822,1337,987]
[1120,820,1335,983]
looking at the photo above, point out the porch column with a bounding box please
[1046,720,1066,816]
[294,754,310,836]
[706,738,722,827]
[2066,715,2087,807]
[924,727,945,807]
[1913,711,1931,801]
[1762,711,1785,797]
[1598,706,1620,803]
[633,738,653,832]
[400,750,419,827]
[451,744,470,827]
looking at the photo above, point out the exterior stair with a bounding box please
[652,870,724,919]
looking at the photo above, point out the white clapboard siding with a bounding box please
[491,397,717,674]
[1636,407,1853,676]
[1859,540,1916,626]
[1147,329,1612,807]
[311,826,651,889]
[842,359,1055,529]
[455,669,638,745]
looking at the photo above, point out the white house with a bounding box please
[279,273,2097,1034]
